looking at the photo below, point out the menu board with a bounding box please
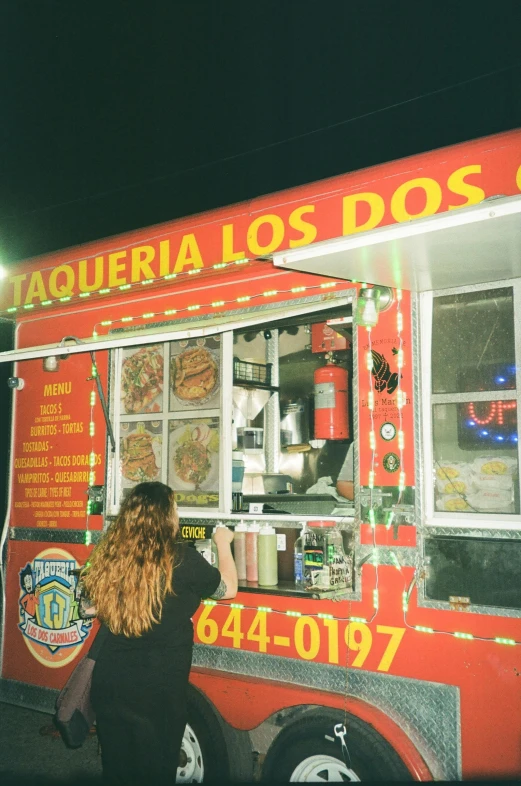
[117,337,222,509]
[11,355,106,530]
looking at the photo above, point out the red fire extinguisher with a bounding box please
[314,360,349,440]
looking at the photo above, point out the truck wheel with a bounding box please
[177,683,253,783]
[262,709,413,782]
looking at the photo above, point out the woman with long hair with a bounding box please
[82,481,237,784]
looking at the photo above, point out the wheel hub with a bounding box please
[177,723,204,783]
[290,754,361,782]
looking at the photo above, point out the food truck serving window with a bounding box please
[426,283,521,522]
[107,290,355,517]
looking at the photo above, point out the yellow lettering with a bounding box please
[174,234,203,272]
[222,224,245,261]
[78,256,104,293]
[517,164,521,192]
[108,251,127,287]
[322,617,339,664]
[345,622,372,668]
[196,605,218,644]
[25,272,48,304]
[294,616,321,660]
[390,177,442,222]
[375,625,405,672]
[48,265,74,298]
[289,205,317,248]
[9,274,27,307]
[131,245,155,282]
[247,214,285,255]
[159,240,170,276]
[343,192,385,235]
[447,165,485,210]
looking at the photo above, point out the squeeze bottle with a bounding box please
[233,521,248,581]
[211,523,229,569]
[245,522,259,582]
[258,524,278,586]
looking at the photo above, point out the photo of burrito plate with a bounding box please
[121,425,160,482]
[171,346,218,403]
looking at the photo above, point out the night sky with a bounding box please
[2,1,521,265]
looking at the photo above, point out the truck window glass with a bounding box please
[232,308,353,517]
[431,287,519,516]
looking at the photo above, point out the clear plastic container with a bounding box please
[304,520,351,590]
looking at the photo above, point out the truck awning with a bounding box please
[272,194,521,292]
[0,290,353,364]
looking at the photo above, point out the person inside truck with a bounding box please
[82,481,238,785]
[336,442,354,501]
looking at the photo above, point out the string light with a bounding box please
[395,291,406,502]
[3,257,253,318]
[90,281,340,340]
[193,594,521,648]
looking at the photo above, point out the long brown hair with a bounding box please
[82,482,180,637]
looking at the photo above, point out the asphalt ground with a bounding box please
[0,701,102,786]
[0,701,265,785]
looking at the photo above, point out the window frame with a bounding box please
[106,289,355,518]
[420,278,521,530]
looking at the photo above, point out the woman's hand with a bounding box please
[213,527,234,547]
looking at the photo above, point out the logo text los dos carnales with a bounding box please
[19,551,91,655]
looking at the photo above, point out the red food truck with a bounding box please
[1,129,520,782]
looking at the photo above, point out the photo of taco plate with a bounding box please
[171,346,218,403]
[121,345,164,414]
[121,427,160,482]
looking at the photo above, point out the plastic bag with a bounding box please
[306,476,343,500]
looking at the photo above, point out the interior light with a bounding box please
[356,290,378,327]
[0,265,7,280]
[354,286,393,328]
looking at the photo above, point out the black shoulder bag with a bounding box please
[53,624,108,749]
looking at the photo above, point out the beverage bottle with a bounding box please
[245,522,260,582]
[233,521,248,581]
[294,524,306,588]
[258,524,278,586]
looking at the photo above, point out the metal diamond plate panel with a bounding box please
[193,644,460,780]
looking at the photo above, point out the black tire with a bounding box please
[179,683,253,783]
[262,708,414,782]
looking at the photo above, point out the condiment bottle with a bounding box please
[211,523,229,569]
[233,521,248,581]
[245,522,260,582]
[294,523,306,588]
[258,524,278,586]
